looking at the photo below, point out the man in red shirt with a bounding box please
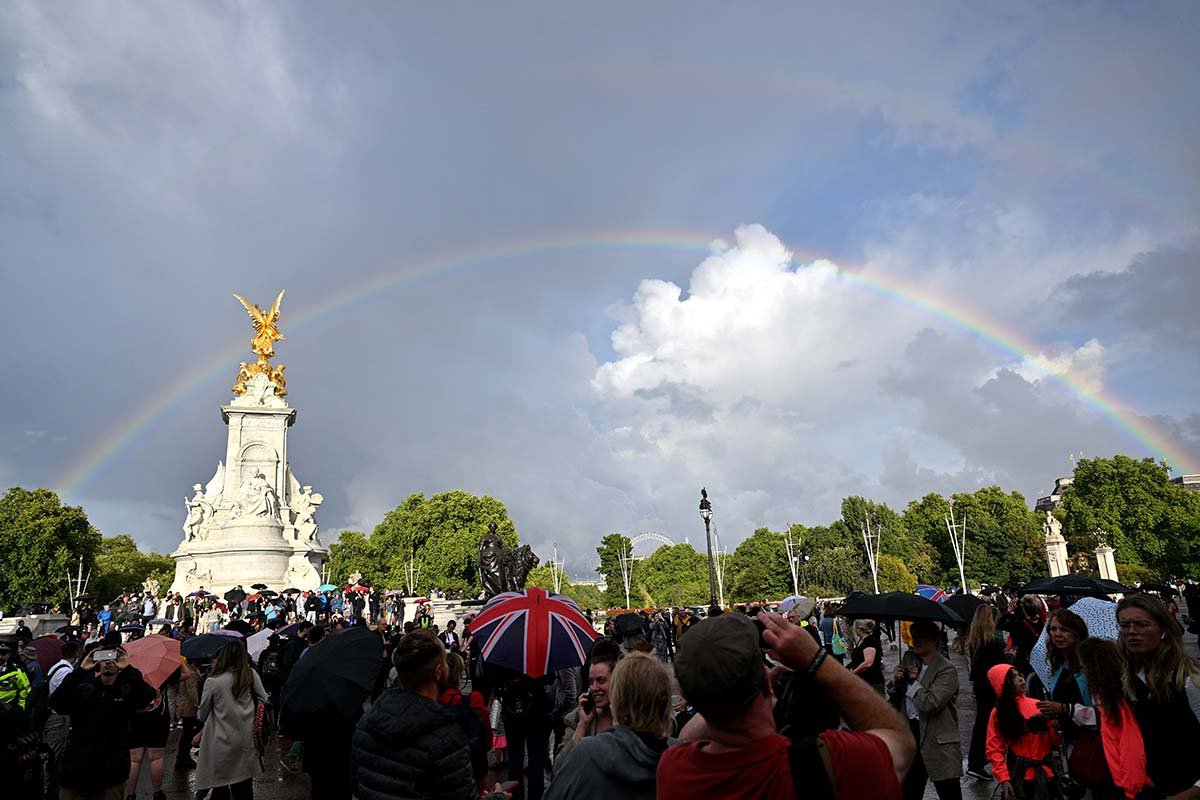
[657,611,914,800]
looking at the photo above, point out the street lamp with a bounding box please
[699,487,717,609]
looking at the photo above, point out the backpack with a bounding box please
[260,650,282,679]
[787,735,836,800]
[27,662,71,731]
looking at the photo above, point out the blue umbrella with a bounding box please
[916,584,947,603]
[317,584,337,592]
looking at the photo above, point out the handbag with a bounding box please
[830,619,847,656]
[1066,728,1110,788]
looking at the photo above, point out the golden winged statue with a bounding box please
[231,290,288,398]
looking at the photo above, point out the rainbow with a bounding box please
[56,230,1197,496]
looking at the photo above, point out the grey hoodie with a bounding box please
[545,724,666,800]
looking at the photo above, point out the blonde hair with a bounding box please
[965,605,997,659]
[609,652,672,737]
[853,619,875,636]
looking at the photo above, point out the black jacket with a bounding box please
[353,689,476,800]
[49,665,156,793]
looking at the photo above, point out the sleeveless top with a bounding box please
[1130,672,1200,794]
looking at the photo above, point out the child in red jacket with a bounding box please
[986,664,1061,800]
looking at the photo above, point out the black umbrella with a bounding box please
[181,633,244,661]
[839,592,965,625]
[281,625,383,727]
[250,583,269,590]
[943,594,986,625]
[281,588,302,595]
[224,588,247,604]
[842,591,870,605]
[1137,582,1178,596]
[115,611,142,623]
[224,619,255,636]
[259,589,280,598]
[1021,576,1130,597]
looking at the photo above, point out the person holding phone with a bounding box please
[554,639,619,770]
[49,642,156,800]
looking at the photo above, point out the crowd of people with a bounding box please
[1,581,1198,800]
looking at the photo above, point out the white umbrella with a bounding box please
[247,627,274,661]
[1029,596,1118,689]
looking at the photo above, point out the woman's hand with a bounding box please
[576,693,594,727]
[1036,700,1065,715]
[893,665,907,682]
[1001,781,1016,800]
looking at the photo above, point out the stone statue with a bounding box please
[143,577,161,599]
[292,485,323,542]
[234,470,281,520]
[479,523,506,598]
[501,545,540,593]
[232,290,288,398]
[1042,511,1063,540]
[183,484,214,541]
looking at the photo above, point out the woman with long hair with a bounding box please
[848,619,885,694]
[194,642,268,800]
[1117,594,1200,797]
[986,665,1060,800]
[965,605,1007,780]
[546,652,672,800]
[1032,610,1096,747]
[554,638,620,769]
[1075,638,1149,800]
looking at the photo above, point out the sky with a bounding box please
[2,3,1198,579]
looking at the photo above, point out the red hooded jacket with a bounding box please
[985,664,1060,783]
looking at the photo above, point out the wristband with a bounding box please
[806,647,827,677]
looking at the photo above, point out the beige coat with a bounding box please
[195,669,268,790]
[905,652,963,782]
[178,663,199,718]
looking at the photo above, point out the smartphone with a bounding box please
[580,693,594,714]
[92,649,119,663]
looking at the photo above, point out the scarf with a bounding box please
[1099,699,1149,799]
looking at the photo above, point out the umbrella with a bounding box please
[247,628,276,661]
[777,595,816,617]
[348,584,370,593]
[1021,576,1130,597]
[467,587,599,679]
[259,589,280,598]
[385,589,405,596]
[115,611,142,623]
[124,635,182,690]
[1029,597,1118,689]
[224,588,247,604]
[187,590,211,598]
[1137,582,1178,596]
[246,593,263,602]
[223,620,255,636]
[281,588,303,595]
[317,584,337,592]
[149,618,172,626]
[838,592,964,625]
[916,585,947,603]
[251,583,269,590]
[119,624,146,633]
[281,626,384,727]
[943,594,986,625]
[181,633,243,661]
[277,622,303,638]
[211,628,244,638]
[412,597,430,605]
[29,636,63,672]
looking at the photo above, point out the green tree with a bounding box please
[876,554,917,593]
[0,487,101,612]
[805,546,868,597]
[569,583,606,612]
[1061,456,1200,575]
[636,543,709,607]
[727,528,791,602]
[370,491,519,593]
[842,496,934,580]
[325,530,381,587]
[595,533,634,608]
[90,535,175,603]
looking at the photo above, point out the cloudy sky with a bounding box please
[3,3,1198,578]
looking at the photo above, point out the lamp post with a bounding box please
[699,487,717,609]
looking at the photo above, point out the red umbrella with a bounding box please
[412,597,430,604]
[246,592,263,602]
[467,587,599,679]
[123,634,182,690]
[30,636,63,673]
[350,585,370,593]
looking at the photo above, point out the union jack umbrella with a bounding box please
[467,587,599,679]
[916,584,947,603]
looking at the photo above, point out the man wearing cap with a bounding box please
[0,643,32,710]
[657,611,913,800]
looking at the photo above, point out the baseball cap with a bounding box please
[674,613,765,721]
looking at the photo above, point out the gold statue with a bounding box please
[231,290,288,398]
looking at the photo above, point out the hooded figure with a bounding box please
[545,723,666,800]
[985,664,1059,796]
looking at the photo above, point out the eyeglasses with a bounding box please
[1117,620,1156,631]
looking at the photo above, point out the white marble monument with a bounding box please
[169,292,327,594]
[1043,511,1069,578]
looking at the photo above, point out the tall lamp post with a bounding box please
[699,487,718,609]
